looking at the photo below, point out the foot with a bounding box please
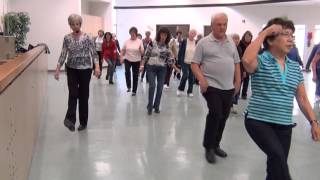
[127,89,131,92]
[64,118,75,132]
[205,149,216,164]
[147,109,152,115]
[164,85,170,89]
[154,109,160,114]
[177,90,183,96]
[241,96,247,100]
[109,81,114,85]
[215,147,228,158]
[132,92,136,96]
[77,125,87,131]
[187,93,194,97]
[231,107,237,114]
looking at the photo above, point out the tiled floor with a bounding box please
[29,67,320,180]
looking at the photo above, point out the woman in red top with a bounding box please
[102,32,117,84]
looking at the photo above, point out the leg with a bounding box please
[245,119,292,180]
[108,60,115,83]
[164,65,173,86]
[241,75,250,98]
[187,64,194,94]
[124,59,132,90]
[132,61,140,93]
[98,51,103,76]
[178,63,189,91]
[147,66,156,112]
[153,66,167,111]
[65,67,79,125]
[78,69,92,127]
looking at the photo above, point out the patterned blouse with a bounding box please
[58,33,98,69]
[143,41,174,66]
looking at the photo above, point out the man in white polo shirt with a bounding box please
[191,13,241,164]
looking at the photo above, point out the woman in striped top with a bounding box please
[243,17,320,180]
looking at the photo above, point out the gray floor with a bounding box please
[29,67,320,180]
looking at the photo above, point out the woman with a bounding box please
[102,32,117,84]
[141,27,179,115]
[163,38,178,88]
[243,17,320,180]
[120,27,144,96]
[54,14,100,132]
[239,30,253,99]
[94,29,104,78]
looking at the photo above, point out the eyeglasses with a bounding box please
[279,31,294,38]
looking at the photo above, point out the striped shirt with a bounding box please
[246,50,304,125]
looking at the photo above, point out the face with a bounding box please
[137,35,142,40]
[232,35,240,46]
[160,32,167,42]
[69,20,81,33]
[211,15,228,39]
[98,31,103,37]
[146,32,151,38]
[130,31,137,40]
[271,28,294,54]
[106,34,112,41]
[189,30,197,40]
[244,33,252,43]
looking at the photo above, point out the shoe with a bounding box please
[109,81,114,85]
[215,147,228,158]
[147,109,152,115]
[187,93,194,97]
[77,125,87,131]
[205,149,216,164]
[154,109,160,113]
[127,89,131,92]
[177,90,183,96]
[231,107,237,114]
[132,92,136,96]
[64,118,75,132]
[241,96,247,100]
[164,85,170,89]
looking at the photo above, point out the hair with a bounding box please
[145,31,151,35]
[68,14,82,25]
[104,32,113,41]
[176,30,182,36]
[262,17,295,50]
[129,26,138,35]
[98,29,104,34]
[137,33,142,38]
[156,27,171,45]
[211,12,228,26]
[241,30,253,43]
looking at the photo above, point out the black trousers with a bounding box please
[202,86,234,149]
[65,67,92,126]
[241,75,250,97]
[245,118,293,180]
[124,59,140,93]
[93,51,103,75]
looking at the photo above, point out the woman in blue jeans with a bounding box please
[141,27,179,115]
[243,17,320,180]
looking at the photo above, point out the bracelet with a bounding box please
[310,120,319,126]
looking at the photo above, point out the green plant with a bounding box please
[4,12,31,51]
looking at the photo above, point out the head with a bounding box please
[156,27,171,45]
[145,31,151,38]
[197,34,203,40]
[68,14,82,33]
[262,17,295,54]
[98,30,104,37]
[241,30,253,44]
[176,31,182,39]
[112,33,117,40]
[129,26,138,40]
[137,33,142,40]
[188,29,197,40]
[211,13,228,39]
[232,33,240,46]
[104,32,113,41]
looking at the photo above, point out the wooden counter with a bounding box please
[0,46,48,180]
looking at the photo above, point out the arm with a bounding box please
[242,25,283,73]
[89,37,100,77]
[295,83,320,141]
[139,40,144,56]
[120,42,126,64]
[55,37,68,80]
[140,42,152,71]
[191,63,208,93]
[311,53,320,82]
[234,63,241,95]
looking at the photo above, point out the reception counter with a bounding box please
[0,46,48,180]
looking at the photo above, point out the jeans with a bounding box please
[65,67,92,126]
[140,60,148,82]
[245,118,293,180]
[147,65,167,111]
[164,65,173,86]
[241,75,250,97]
[107,59,116,83]
[93,51,103,76]
[202,86,234,149]
[178,63,194,93]
[124,59,140,93]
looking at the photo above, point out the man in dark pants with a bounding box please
[191,13,241,164]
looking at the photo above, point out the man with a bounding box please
[191,13,241,164]
[177,29,197,97]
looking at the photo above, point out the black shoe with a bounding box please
[147,109,152,115]
[215,147,228,158]
[154,109,160,114]
[109,81,114,85]
[64,118,75,132]
[77,125,87,131]
[241,96,247,100]
[132,92,136,96]
[127,89,131,92]
[205,149,216,164]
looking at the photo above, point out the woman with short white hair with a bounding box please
[55,14,100,132]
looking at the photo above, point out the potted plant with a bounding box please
[4,12,31,52]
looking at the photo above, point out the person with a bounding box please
[194,33,204,85]
[164,37,178,88]
[311,42,320,100]
[242,17,320,180]
[112,33,121,66]
[177,29,197,97]
[304,43,320,72]
[94,29,104,78]
[54,14,100,132]
[137,33,143,40]
[239,30,253,99]
[141,27,179,115]
[287,43,303,67]
[120,27,144,96]
[173,31,183,80]
[191,13,241,164]
[141,31,153,82]
[102,32,117,84]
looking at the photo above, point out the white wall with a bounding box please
[116,3,320,63]
[0,0,8,31]
[116,0,269,6]
[8,0,81,70]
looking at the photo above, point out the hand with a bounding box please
[199,79,209,93]
[312,75,317,83]
[264,24,283,37]
[139,66,144,72]
[94,67,101,77]
[311,122,320,141]
[243,72,247,78]
[120,57,124,64]
[54,68,60,80]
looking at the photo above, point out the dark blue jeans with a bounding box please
[178,63,194,93]
[147,65,167,111]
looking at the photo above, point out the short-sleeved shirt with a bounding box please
[192,34,240,90]
[246,51,304,125]
[123,39,144,62]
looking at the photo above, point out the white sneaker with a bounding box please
[177,90,183,96]
[187,93,194,97]
[164,85,170,89]
[231,107,238,114]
